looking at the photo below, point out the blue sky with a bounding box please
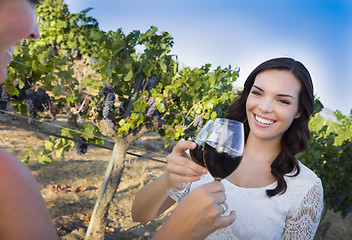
[64,0,352,115]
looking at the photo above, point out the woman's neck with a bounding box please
[244,132,281,164]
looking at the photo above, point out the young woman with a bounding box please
[132,57,324,239]
[0,0,57,239]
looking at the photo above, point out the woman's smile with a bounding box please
[254,113,276,126]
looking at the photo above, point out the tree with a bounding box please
[3,1,239,239]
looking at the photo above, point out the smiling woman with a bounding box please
[245,69,302,143]
[0,0,57,239]
[132,57,324,239]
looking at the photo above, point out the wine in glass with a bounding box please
[189,119,214,167]
[203,118,244,181]
[166,119,214,202]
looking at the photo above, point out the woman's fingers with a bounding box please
[166,141,207,178]
[172,140,197,156]
[167,159,204,176]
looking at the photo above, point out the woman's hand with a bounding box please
[153,181,235,240]
[165,141,208,189]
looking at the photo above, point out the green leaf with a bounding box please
[61,128,73,138]
[133,100,147,113]
[52,85,63,96]
[211,112,217,119]
[20,156,30,165]
[106,61,112,77]
[44,140,54,151]
[38,153,52,165]
[124,70,133,81]
[160,62,167,73]
[56,147,65,158]
[3,84,19,96]
[38,52,49,66]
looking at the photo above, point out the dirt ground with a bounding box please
[0,122,351,240]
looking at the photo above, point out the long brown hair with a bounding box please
[226,57,314,197]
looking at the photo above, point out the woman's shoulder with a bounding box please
[285,161,322,195]
[297,161,321,183]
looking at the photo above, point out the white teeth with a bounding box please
[255,115,274,125]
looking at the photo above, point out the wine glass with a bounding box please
[203,118,244,181]
[189,119,214,167]
[166,119,214,202]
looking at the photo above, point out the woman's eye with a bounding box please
[251,90,261,96]
[279,99,290,105]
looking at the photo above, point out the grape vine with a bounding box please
[1,1,350,237]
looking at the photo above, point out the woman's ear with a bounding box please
[294,111,302,119]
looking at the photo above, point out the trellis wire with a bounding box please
[0,108,167,163]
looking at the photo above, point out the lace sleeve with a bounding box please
[281,181,324,240]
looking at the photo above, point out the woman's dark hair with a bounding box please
[226,57,314,197]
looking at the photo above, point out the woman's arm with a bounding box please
[152,181,235,240]
[132,141,207,222]
[0,150,57,240]
[281,181,324,240]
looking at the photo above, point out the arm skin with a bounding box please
[152,181,236,240]
[132,141,208,222]
[0,150,58,240]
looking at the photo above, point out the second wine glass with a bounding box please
[166,119,214,202]
[203,118,244,181]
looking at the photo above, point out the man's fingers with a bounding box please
[198,181,225,194]
[217,210,236,228]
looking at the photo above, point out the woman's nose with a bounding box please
[258,98,273,113]
[28,24,40,40]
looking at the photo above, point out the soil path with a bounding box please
[0,123,350,239]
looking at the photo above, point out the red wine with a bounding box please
[203,142,242,179]
[190,142,206,167]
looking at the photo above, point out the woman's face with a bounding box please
[246,69,301,142]
[0,0,40,83]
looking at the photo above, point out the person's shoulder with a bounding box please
[297,161,321,183]
[0,150,38,201]
[285,160,322,192]
[0,149,32,180]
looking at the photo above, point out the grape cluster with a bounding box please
[146,98,160,121]
[25,89,36,123]
[13,78,32,101]
[24,87,51,123]
[77,99,90,124]
[102,84,115,128]
[144,76,161,121]
[103,84,114,95]
[36,88,51,111]
[0,85,10,113]
[193,115,204,130]
[342,205,351,219]
[74,136,88,155]
[144,76,157,92]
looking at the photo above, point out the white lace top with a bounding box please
[190,162,324,240]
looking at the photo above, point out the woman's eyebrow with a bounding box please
[252,85,294,99]
[253,85,264,91]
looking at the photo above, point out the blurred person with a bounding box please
[0,0,57,239]
[132,57,324,239]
